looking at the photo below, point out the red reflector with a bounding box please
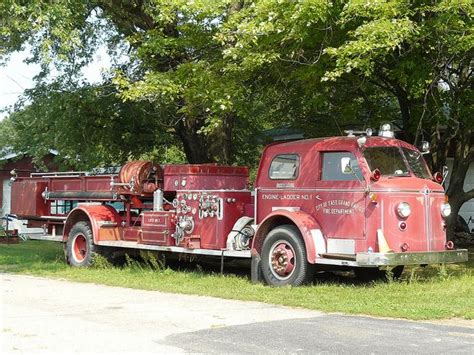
[371,168,381,181]
[400,243,409,252]
[445,241,454,250]
[433,172,443,184]
[399,222,407,231]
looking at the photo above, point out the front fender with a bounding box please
[64,204,122,243]
[252,210,326,263]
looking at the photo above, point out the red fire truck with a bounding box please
[9,124,468,286]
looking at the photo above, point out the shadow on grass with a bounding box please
[0,240,66,273]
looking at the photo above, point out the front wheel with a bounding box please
[66,221,95,267]
[261,225,314,286]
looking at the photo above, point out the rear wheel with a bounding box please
[261,225,314,286]
[66,221,95,267]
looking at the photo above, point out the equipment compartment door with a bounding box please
[141,212,174,245]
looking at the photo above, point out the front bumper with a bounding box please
[356,249,468,266]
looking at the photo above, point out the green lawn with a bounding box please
[1,240,472,320]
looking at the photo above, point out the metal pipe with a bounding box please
[153,189,164,211]
[45,191,118,200]
[31,171,90,177]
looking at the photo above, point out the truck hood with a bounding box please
[369,177,444,193]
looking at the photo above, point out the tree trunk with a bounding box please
[175,114,234,164]
[176,120,210,163]
[394,86,414,143]
[432,123,451,173]
[445,126,474,240]
[207,112,234,165]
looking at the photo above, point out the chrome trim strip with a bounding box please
[97,240,252,258]
[259,188,444,194]
[98,221,118,228]
[271,206,300,212]
[370,189,444,194]
[40,216,67,221]
[254,187,258,223]
[380,199,385,235]
[177,189,249,193]
[314,258,359,267]
[428,195,433,251]
[423,189,431,251]
[260,188,366,193]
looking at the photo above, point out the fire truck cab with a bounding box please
[9,125,468,286]
[252,125,467,285]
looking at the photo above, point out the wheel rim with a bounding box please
[269,240,296,280]
[72,234,87,263]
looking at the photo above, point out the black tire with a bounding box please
[66,221,95,267]
[261,225,314,286]
[354,265,404,281]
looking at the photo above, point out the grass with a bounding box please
[1,240,473,321]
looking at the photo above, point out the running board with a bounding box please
[315,253,359,267]
[320,253,356,261]
[22,234,252,258]
[97,240,252,258]
[27,234,63,242]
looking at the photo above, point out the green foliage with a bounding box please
[1,0,267,166]
[6,80,183,169]
[324,18,418,80]
[91,253,113,270]
[0,0,472,176]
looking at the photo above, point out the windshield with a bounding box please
[364,147,409,176]
[364,146,432,178]
[402,148,432,179]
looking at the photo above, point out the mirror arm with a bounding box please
[349,167,366,187]
[441,165,449,187]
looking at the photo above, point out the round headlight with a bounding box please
[441,203,451,218]
[396,202,411,218]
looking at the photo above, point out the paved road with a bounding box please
[1,274,473,354]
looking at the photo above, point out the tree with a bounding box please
[1,0,264,165]
[1,1,472,239]
[218,0,473,239]
[322,0,474,239]
[5,79,187,169]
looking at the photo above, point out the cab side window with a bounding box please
[269,154,299,180]
[322,152,363,181]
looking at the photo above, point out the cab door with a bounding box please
[313,152,367,251]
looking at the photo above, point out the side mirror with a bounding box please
[421,141,430,155]
[341,157,352,174]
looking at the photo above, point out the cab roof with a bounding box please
[264,136,417,154]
